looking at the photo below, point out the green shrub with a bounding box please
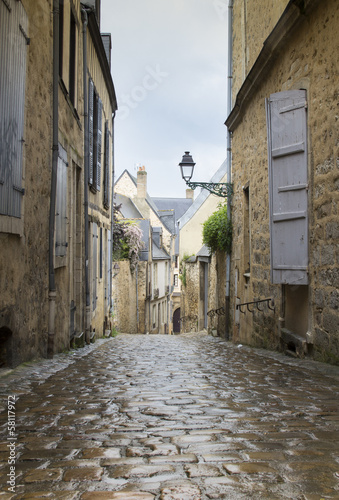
[202,203,232,254]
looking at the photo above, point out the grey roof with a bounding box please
[177,159,227,229]
[152,197,194,253]
[115,193,143,219]
[196,244,211,258]
[152,240,170,260]
[152,198,193,223]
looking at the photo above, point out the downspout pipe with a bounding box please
[110,111,116,315]
[225,0,233,340]
[81,6,91,343]
[47,0,59,358]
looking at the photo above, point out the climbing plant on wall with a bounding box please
[202,203,232,254]
[113,203,144,271]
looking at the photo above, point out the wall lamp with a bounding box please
[179,151,233,198]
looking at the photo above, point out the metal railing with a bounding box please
[236,298,275,314]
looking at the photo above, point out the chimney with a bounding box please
[137,166,147,199]
[186,189,194,200]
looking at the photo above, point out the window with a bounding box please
[99,227,103,279]
[174,274,178,287]
[106,230,111,307]
[266,89,308,285]
[103,121,110,208]
[59,0,64,77]
[152,305,156,329]
[153,263,158,289]
[92,223,98,311]
[55,145,68,258]
[88,78,102,192]
[0,0,28,220]
[243,183,250,275]
[69,7,76,105]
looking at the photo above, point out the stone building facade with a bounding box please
[226,0,338,363]
[0,0,117,367]
[114,168,193,335]
[114,169,173,335]
[178,161,229,334]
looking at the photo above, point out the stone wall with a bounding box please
[0,0,53,366]
[229,0,339,363]
[113,260,148,334]
[180,261,199,332]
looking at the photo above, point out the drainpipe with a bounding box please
[47,0,60,358]
[225,0,233,340]
[110,111,116,315]
[136,263,139,332]
[81,7,91,343]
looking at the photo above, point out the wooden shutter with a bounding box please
[0,0,28,217]
[92,222,98,311]
[88,78,94,186]
[55,145,68,257]
[99,226,103,279]
[96,98,102,191]
[103,121,110,208]
[106,229,111,307]
[266,90,308,285]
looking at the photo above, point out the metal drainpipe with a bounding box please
[225,0,233,340]
[110,111,116,316]
[47,0,60,359]
[81,7,91,343]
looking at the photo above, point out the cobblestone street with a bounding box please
[1,332,339,499]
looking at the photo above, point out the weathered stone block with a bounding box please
[323,312,339,334]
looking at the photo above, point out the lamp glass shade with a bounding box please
[179,151,195,182]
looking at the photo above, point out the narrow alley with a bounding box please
[1,333,339,499]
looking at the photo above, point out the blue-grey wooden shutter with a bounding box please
[88,78,94,186]
[92,222,98,311]
[99,226,103,279]
[103,121,110,207]
[0,0,28,217]
[106,229,111,307]
[96,98,102,191]
[55,145,68,257]
[266,89,308,285]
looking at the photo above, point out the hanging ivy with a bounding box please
[202,203,232,254]
[113,203,144,272]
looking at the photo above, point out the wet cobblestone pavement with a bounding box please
[1,332,339,499]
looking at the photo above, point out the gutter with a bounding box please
[110,111,116,314]
[47,0,59,358]
[81,6,91,343]
[87,11,117,112]
[224,0,233,340]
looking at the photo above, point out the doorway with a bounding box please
[173,308,181,334]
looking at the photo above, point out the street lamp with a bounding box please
[179,151,233,198]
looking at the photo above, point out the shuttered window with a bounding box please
[106,229,111,307]
[96,98,102,191]
[266,90,308,285]
[88,78,102,192]
[99,227,103,279]
[55,145,68,257]
[92,222,98,311]
[88,78,94,186]
[103,121,110,208]
[0,0,28,218]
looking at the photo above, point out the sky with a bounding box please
[101,0,229,198]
